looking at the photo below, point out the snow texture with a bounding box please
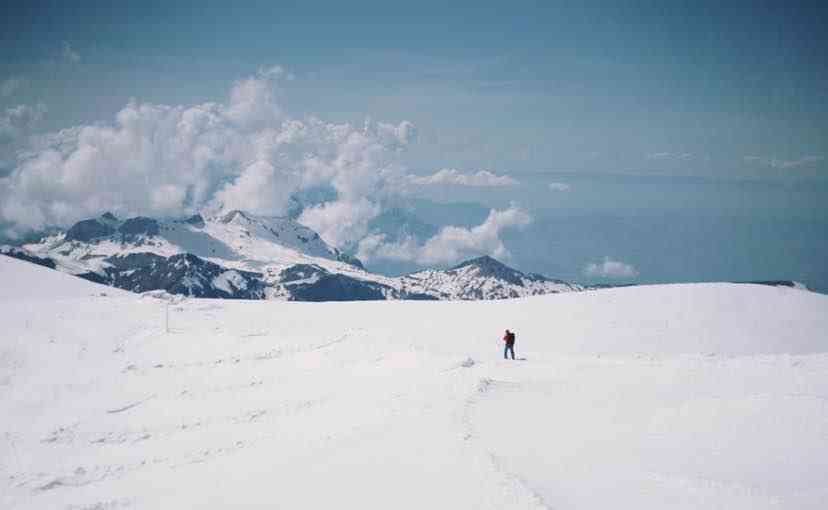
[2,255,827,509]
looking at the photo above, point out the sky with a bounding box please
[1,1,827,290]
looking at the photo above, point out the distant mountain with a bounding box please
[582,280,810,291]
[398,255,583,300]
[277,264,434,301]
[4,211,382,300]
[734,280,810,290]
[1,212,582,301]
[80,252,267,299]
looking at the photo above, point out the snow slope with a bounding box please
[0,255,132,300]
[2,256,827,509]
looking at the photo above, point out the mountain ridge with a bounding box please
[2,211,581,301]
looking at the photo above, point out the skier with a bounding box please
[503,329,516,360]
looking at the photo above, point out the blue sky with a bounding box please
[1,1,827,289]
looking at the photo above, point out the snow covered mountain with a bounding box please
[2,211,399,301]
[399,255,583,300]
[1,212,581,301]
[2,254,827,509]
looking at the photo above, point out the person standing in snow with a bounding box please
[503,329,516,360]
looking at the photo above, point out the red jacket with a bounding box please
[503,332,515,344]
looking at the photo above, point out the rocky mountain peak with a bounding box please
[100,212,120,225]
[118,217,159,238]
[452,255,507,270]
[184,214,205,228]
[219,210,253,224]
[450,255,523,285]
[65,218,117,242]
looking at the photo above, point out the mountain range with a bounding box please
[1,211,583,301]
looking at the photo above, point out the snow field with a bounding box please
[1,256,827,509]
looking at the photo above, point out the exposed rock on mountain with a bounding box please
[398,255,583,300]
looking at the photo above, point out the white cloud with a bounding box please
[0,67,528,265]
[357,205,531,265]
[548,182,571,192]
[224,75,283,130]
[0,68,414,238]
[408,168,518,187]
[62,41,81,63]
[256,65,293,81]
[583,257,639,279]
[0,77,25,98]
[299,198,381,248]
[646,152,692,161]
[744,155,824,169]
[212,160,295,215]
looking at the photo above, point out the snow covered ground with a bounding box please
[2,255,827,509]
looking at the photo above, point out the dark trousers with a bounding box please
[504,343,515,359]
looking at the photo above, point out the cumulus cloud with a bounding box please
[299,198,381,248]
[0,68,414,238]
[357,205,531,265]
[583,257,639,279]
[0,66,528,264]
[0,77,25,98]
[212,160,294,215]
[744,154,824,169]
[408,168,518,187]
[548,182,571,192]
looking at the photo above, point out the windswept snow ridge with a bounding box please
[2,255,827,509]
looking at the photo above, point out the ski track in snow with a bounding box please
[2,256,828,509]
[106,395,156,414]
[459,376,555,509]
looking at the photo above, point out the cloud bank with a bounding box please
[0,67,525,267]
[583,257,639,279]
[0,69,412,242]
[408,168,518,187]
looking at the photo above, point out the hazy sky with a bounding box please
[1,1,826,289]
